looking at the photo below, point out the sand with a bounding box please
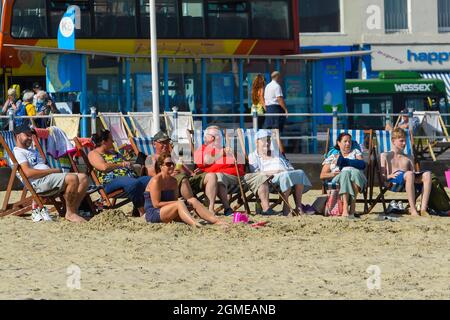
[1,189,450,300]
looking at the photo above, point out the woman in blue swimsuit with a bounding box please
[144,152,227,227]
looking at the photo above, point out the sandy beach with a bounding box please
[1,189,450,300]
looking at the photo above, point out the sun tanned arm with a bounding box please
[20,162,60,179]
[146,176,177,208]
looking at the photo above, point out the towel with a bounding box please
[46,126,76,159]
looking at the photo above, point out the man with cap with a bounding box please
[249,129,313,216]
[264,71,288,131]
[146,130,220,214]
[12,122,89,222]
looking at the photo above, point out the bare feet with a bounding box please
[65,213,87,223]
[410,208,420,216]
[420,210,431,217]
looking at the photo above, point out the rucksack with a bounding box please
[428,174,450,212]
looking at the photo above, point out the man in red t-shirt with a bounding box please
[194,126,245,215]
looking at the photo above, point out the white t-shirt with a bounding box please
[264,80,283,106]
[322,149,362,173]
[13,147,50,183]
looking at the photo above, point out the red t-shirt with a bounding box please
[194,145,245,176]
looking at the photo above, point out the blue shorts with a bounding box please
[388,170,423,192]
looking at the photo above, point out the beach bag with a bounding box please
[445,169,450,189]
[325,188,343,216]
[428,174,450,212]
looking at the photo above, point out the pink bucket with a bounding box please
[232,212,249,224]
[446,169,450,189]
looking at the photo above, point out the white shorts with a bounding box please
[31,173,67,196]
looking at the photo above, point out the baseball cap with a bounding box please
[13,122,34,135]
[255,129,271,140]
[32,82,41,89]
[153,131,171,142]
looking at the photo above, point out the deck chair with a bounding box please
[50,115,80,140]
[97,112,133,152]
[367,129,420,214]
[237,128,297,215]
[72,137,131,210]
[128,112,154,138]
[0,131,66,217]
[410,111,449,161]
[323,129,374,214]
[164,111,194,146]
[186,128,249,214]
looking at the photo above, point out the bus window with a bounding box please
[140,0,180,38]
[11,0,48,38]
[182,0,204,38]
[352,96,393,129]
[207,1,249,38]
[48,0,92,38]
[251,0,290,39]
[94,0,137,38]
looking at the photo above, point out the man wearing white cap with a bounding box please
[264,71,288,131]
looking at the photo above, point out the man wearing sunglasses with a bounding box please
[146,131,220,214]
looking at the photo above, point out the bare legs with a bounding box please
[203,173,218,212]
[257,183,270,212]
[187,198,228,226]
[405,171,432,216]
[404,171,419,216]
[217,183,232,212]
[63,173,88,222]
[159,200,201,227]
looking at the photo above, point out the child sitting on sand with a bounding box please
[380,128,432,217]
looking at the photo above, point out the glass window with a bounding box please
[439,0,450,32]
[351,96,393,129]
[182,0,204,38]
[11,0,48,38]
[384,0,408,33]
[299,0,340,33]
[94,0,136,38]
[48,1,91,38]
[251,0,290,39]
[140,0,179,38]
[207,1,249,38]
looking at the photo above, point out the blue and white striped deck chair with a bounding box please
[130,136,155,157]
[326,129,367,157]
[367,129,418,214]
[33,136,74,172]
[1,131,16,167]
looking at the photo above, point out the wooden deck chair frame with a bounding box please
[0,131,66,217]
[323,129,374,215]
[367,129,421,214]
[395,111,450,161]
[97,112,134,152]
[72,137,131,210]
[127,112,154,138]
[236,128,298,216]
[32,133,97,215]
[186,128,245,214]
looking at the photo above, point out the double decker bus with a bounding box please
[0,0,299,97]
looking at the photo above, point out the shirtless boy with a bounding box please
[380,128,432,216]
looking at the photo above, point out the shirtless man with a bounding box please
[380,128,432,216]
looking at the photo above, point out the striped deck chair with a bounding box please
[237,128,297,215]
[98,112,133,151]
[0,131,66,217]
[128,112,154,138]
[72,137,131,210]
[367,129,420,214]
[323,129,374,214]
[129,136,155,157]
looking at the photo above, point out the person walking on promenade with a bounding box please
[263,71,288,132]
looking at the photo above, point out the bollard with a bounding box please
[8,108,14,131]
[408,107,413,133]
[252,107,258,131]
[332,105,338,132]
[90,107,97,135]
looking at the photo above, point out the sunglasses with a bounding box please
[163,162,175,167]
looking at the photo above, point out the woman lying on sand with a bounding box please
[143,152,228,227]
